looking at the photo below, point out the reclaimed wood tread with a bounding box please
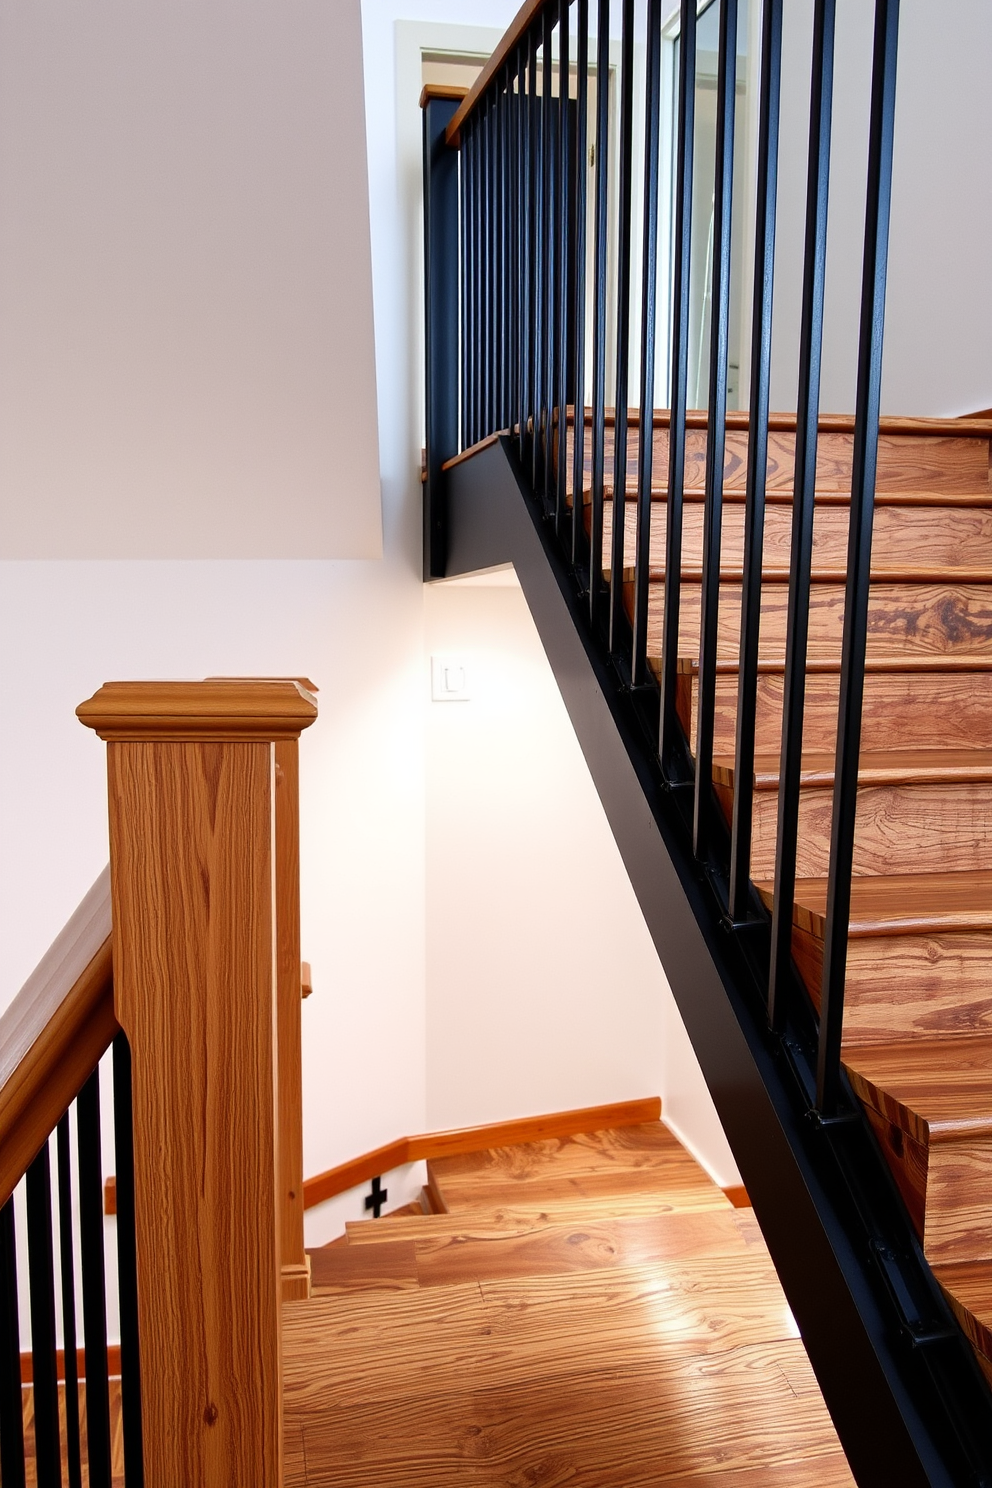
[715,749,992,791]
[844,1035,992,1142]
[575,482,992,508]
[621,564,992,586]
[756,872,992,938]
[932,1260,992,1370]
[673,654,992,675]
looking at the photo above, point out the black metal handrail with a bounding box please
[0,1032,143,1488]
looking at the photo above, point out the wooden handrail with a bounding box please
[445,0,547,148]
[0,869,117,1209]
[302,1096,662,1209]
[78,677,317,1488]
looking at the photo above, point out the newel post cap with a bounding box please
[76,678,318,742]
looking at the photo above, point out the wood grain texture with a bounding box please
[302,1096,662,1208]
[275,739,308,1301]
[96,700,290,1487]
[76,677,318,740]
[0,869,117,1208]
[287,1122,851,1486]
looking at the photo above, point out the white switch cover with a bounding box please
[431,655,471,702]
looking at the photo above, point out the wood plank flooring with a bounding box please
[285,1123,853,1486]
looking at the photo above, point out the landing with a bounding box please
[283,1123,853,1486]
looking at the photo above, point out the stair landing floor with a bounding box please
[284,1122,855,1486]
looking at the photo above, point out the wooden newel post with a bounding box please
[77,679,318,1488]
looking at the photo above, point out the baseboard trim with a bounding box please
[302,1096,662,1210]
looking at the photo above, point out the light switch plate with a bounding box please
[431,655,471,702]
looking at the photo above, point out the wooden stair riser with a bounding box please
[718,780,992,880]
[571,425,992,499]
[629,579,992,664]
[597,500,992,578]
[793,926,992,1048]
[858,1103,992,1267]
[676,668,992,756]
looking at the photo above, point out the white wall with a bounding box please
[0,0,381,558]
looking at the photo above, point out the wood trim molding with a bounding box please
[0,870,117,1209]
[723,1185,752,1209]
[445,0,546,147]
[419,83,469,109]
[959,407,992,421]
[302,1097,663,1209]
[76,678,318,742]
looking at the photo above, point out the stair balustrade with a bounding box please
[0,678,317,1487]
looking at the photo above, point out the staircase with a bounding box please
[590,410,992,1383]
[287,1121,855,1485]
[422,0,992,1478]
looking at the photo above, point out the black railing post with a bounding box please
[658,0,696,776]
[77,1067,112,1488]
[114,1033,145,1487]
[728,0,783,922]
[631,0,664,689]
[607,0,637,655]
[423,93,463,580]
[555,3,572,535]
[693,0,739,861]
[25,1143,61,1488]
[817,0,900,1115]
[0,1198,26,1488]
[767,0,836,1030]
[570,0,590,568]
[57,1114,83,1488]
[588,0,611,622]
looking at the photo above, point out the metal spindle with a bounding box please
[460,118,469,452]
[589,0,611,620]
[768,0,836,1029]
[519,45,531,458]
[570,0,590,566]
[473,117,484,445]
[57,1116,83,1488]
[817,0,900,1114]
[113,1035,144,1487]
[607,0,636,654]
[489,87,499,433]
[26,1143,61,1488]
[631,0,664,687]
[465,120,477,447]
[541,5,556,502]
[77,1068,112,1488]
[658,0,697,773]
[693,0,739,861]
[499,72,509,430]
[481,98,491,437]
[555,2,572,533]
[728,0,783,923]
[531,26,545,484]
[0,1198,26,1488]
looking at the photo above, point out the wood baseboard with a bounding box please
[21,1344,122,1385]
[281,1255,312,1302]
[723,1185,752,1208]
[302,1097,662,1210]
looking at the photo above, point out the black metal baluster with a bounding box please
[608,0,636,653]
[26,1143,61,1488]
[499,71,509,431]
[520,43,532,461]
[728,0,783,922]
[531,26,545,485]
[818,0,900,1114]
[460,116,469,453]
[658,0,696,773]
[631,0,664,687]
[113,1035,144,1487]
[570,0,590,566]
[465,119,477,448]
[0,1197,26,1488]
[768,0,836,1029]
[589,0,611,622]
[473,117,484,446]
[57,1115,83,1488]
[489,86,499,434]
[555,2,572,534]
[77,1067,112,1488]
[542,3,557,504]
[481,97,491,438]
[693,0,739,861]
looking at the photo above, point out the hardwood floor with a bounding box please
[285,1123,854,1486]
[579,411,992,1383]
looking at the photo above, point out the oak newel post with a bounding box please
[77,679,318,1488]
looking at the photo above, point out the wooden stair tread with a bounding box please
[565,405,992,437]
[756,872,992,938]
[620,564,992,586]
[932,1259,992,1363]
[715,748,992,790]
[577,484,992,509]
[673,654,992,677]
[843,1036,992,1141]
